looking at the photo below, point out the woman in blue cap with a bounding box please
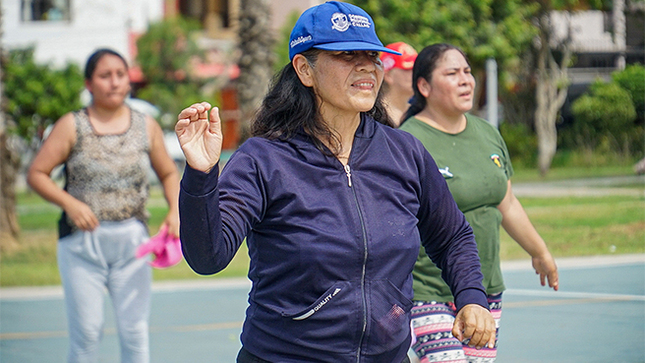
[175,2,495,362]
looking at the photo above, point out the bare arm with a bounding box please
[497,180,559,290]
[27,114,99,231]
[147,116,180,237]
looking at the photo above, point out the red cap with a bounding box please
[380,42,418,71]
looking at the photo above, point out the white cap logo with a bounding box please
[331,13,350,32]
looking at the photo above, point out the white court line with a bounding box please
[505,288,645,301]
[501,253,645,271]
[2,254,643,301]
[0,278,252,301]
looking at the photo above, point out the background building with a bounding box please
[3,0,164,68]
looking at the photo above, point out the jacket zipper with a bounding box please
[344,164,352,187]
[344,164,368,362]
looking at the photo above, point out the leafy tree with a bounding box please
[530,0,614,175]
[612,63,645,122]
[135,17,206,128]
[352,0,622,175]
[350,0,538,105]
[1,47,84,246]
[572,80,636,138]
[273,10,300,73]
[4,48,84,140]
[136,17,201,84]
[611,62,645,173]
[237,0,275,143]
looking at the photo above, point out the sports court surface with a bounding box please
[1,254,643,362]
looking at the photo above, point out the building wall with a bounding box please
[270,0,322,31]
[551,11,619,53]
[2,0,164,67]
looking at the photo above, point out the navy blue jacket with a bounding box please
[179,115,487,362]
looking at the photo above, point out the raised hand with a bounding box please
[175,102,223,173]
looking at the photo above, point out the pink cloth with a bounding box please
[136,225,182,268]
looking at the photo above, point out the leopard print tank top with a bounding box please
[59,108,150,237]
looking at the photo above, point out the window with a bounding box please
[21,0,70,22]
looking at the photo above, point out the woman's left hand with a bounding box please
[532,253,559,291]
[162,213,180,238]
[452,304,496,350]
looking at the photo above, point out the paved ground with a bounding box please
[1,254,643,363]
[3,175,643,362]
[512,175,644,197]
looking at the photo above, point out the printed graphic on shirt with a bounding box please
[438,167,454,179]
[490,154,502,168]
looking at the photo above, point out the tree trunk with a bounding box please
[236,0,275,144]
[534,11,571,177]
[0,123,21,250]
[0,13,21,249]
[613,0,626,70]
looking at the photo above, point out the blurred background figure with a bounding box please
[380,42,418,125]
[27,48,180,363]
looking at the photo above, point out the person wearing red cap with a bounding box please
[381,42,418,125]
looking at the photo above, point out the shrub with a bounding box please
[136,17,202,84]
[499,122,537,168]
[612,63,645,123]
[3,47,84,142]
[570,80,636,148]
[135,17,208,128]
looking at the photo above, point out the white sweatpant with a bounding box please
[57,218,151,363]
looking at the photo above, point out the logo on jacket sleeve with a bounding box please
[490,154,503,168]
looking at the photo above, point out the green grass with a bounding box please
[3,188,252,287]
[3,170,644,287]
[500,195,644,259]
[510,165,636,182]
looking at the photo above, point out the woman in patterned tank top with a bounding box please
[27,49,179,363]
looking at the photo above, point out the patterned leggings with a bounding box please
[410,293,502,363]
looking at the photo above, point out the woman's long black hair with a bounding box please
[400,43,468,125]
[251,49,393,155]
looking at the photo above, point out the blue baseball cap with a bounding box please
[289,1,401,60]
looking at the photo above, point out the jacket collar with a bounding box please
[290,113,377,152]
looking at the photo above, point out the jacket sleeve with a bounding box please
[179,151,265,275]
[415,147,489,312]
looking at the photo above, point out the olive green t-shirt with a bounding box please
[399,114,513,302]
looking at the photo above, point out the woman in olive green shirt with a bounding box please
[399,43,559,363]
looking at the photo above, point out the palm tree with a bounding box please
[236,0,275,144]
[0,9,20,249]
